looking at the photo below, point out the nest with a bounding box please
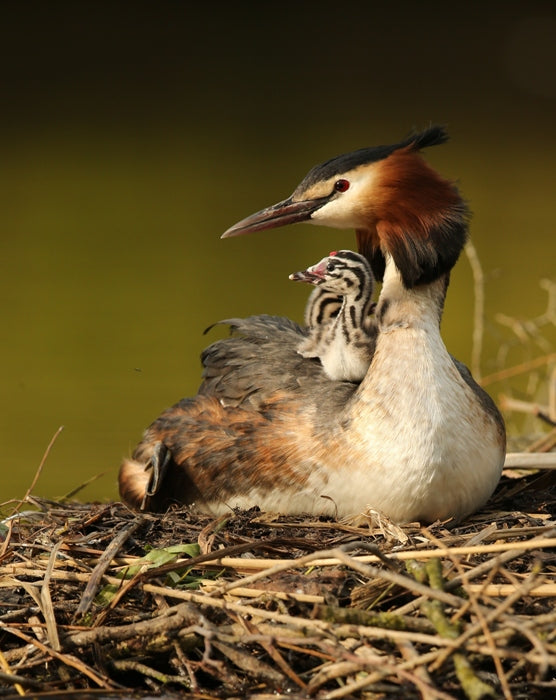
[1,467,555,700]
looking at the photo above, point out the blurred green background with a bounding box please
[1,1,555,505]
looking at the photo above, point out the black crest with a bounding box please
[295,125,448,194]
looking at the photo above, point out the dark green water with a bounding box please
[1,2,555,505]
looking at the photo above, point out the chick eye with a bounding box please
[334,179,350,193]
[326,262,336,272]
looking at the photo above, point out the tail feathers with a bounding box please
[119,440,205,512]
[118,458,152,510]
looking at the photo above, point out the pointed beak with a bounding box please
[289,270,316,283]
[221,196,326,238]
[288,261,326,285]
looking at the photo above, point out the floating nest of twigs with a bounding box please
[1,467,555,699]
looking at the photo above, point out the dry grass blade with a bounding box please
[40,540,62,651]
[7,426,64,521]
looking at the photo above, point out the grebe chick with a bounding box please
[290,250,376,381]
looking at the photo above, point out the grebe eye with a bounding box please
[326,262,336,272]
[334,179,350,193]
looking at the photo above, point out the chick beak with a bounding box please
[288,263,326,285]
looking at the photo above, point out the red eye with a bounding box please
[334,179,350,192]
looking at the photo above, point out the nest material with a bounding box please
[0,469,555,699]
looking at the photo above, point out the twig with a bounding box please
[202,582,324,604]
[212,640,285,684]
[409,559,496,699]
[241,617,307,690]
[396,638,452,700]
[74,516,144,619]
[429,565,545,672]
[394,527,556,617]
[110,659,191,688]
[480,353,556,386]
[465,240,485,380]
[0,622,112,688]
[422,526,513,699]
[500,396,556,427]
[64,603,202,649]
[313,602,435,633]
[199,536,556,574]
[0,668,42,691]
[142,584,454,649]
[526,427,556,453]
[504,452,556,469]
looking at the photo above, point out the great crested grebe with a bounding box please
[290,250,376,381]
[119,126,506,523]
